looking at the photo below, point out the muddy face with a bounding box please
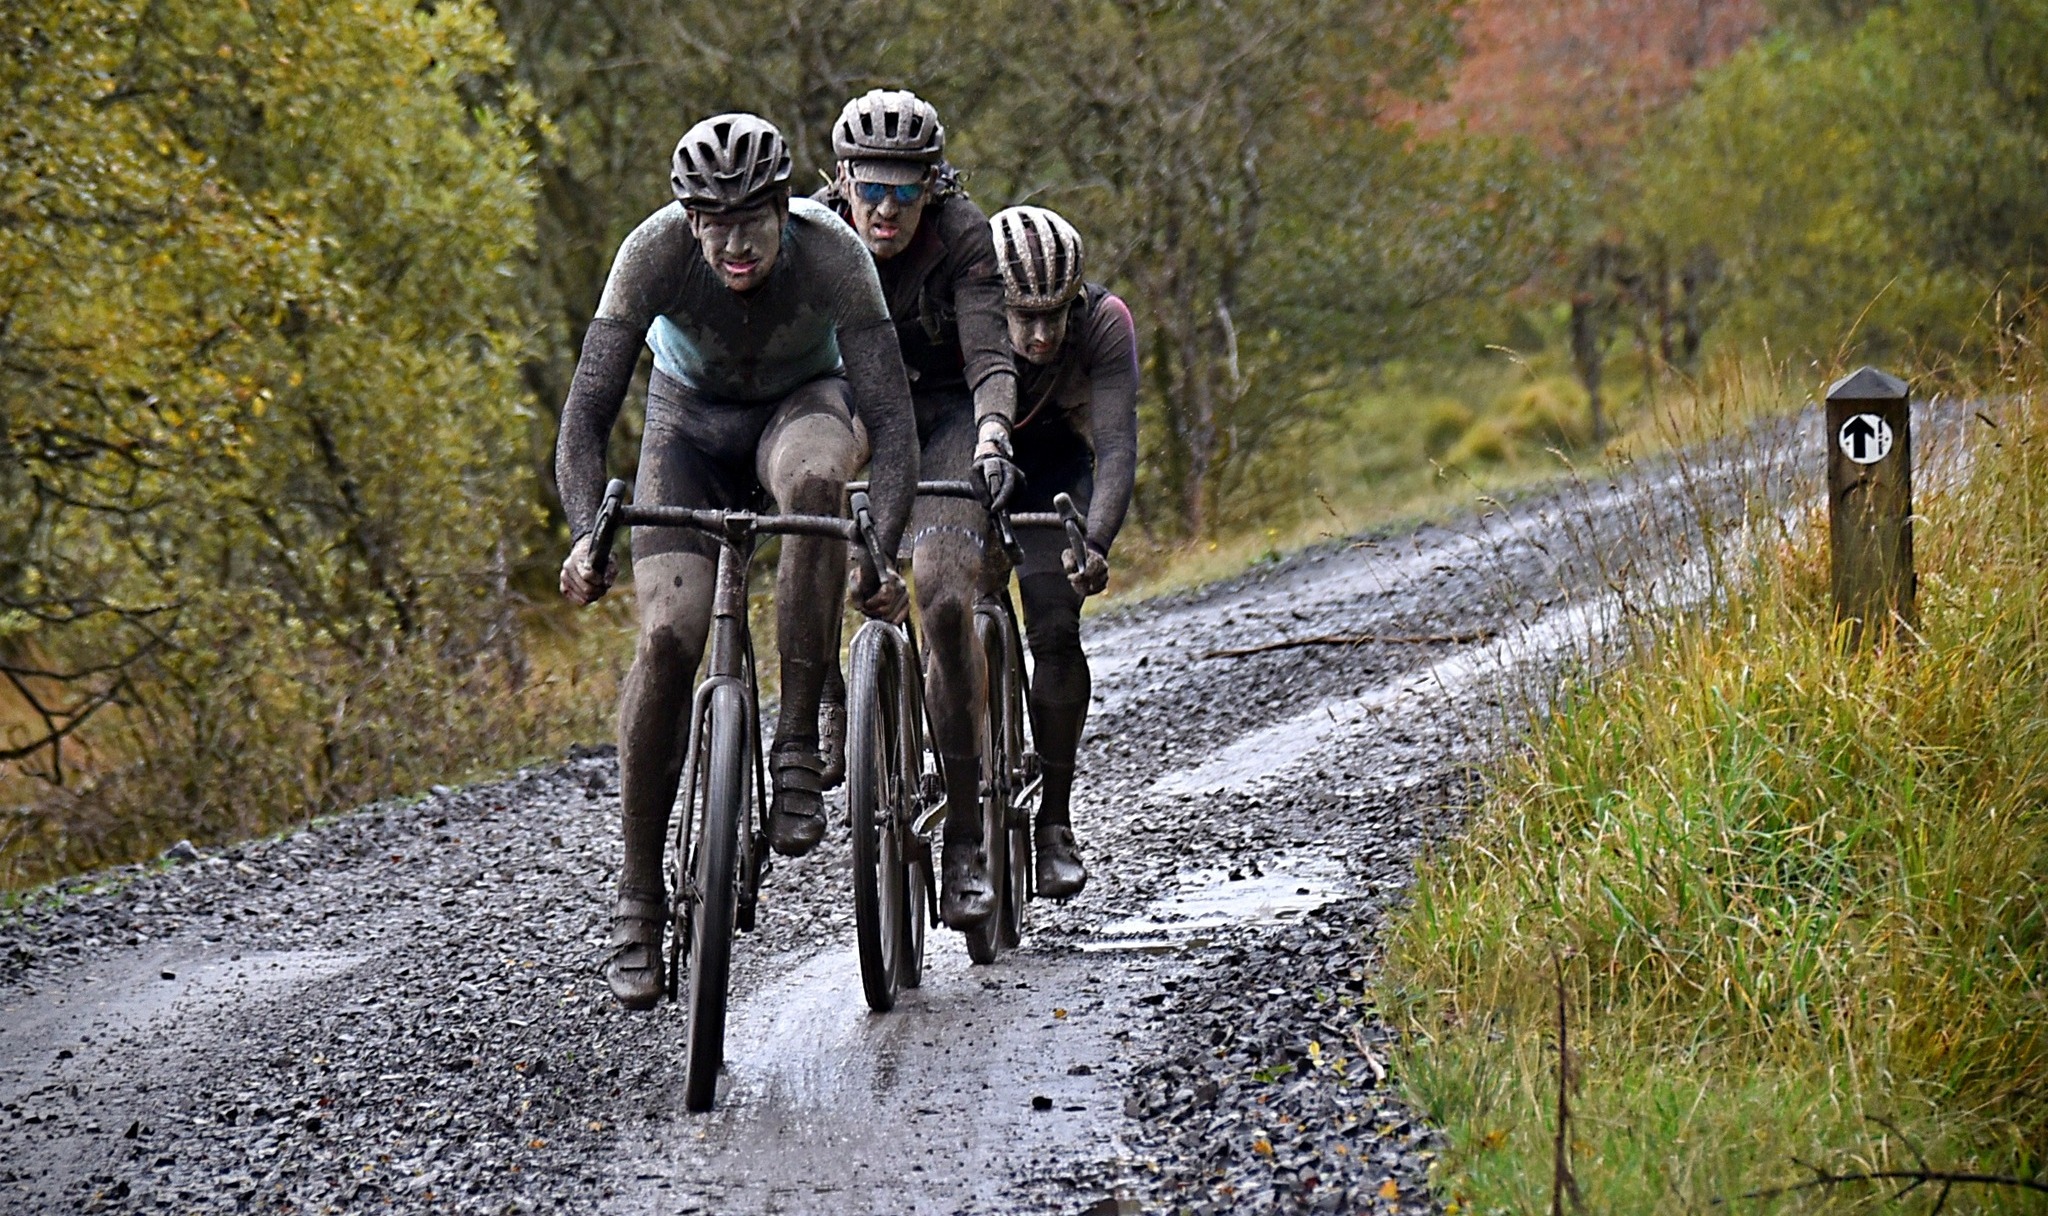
[840,166,931,261]
[689,200,786,292]
[1007,306,1069,365]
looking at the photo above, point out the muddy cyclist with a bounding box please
[817,88,1022,931]
[553,113,917,1010]
[986,205,1138,897]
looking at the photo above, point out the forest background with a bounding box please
[4,0,2046,884]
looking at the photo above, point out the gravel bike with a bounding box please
[842,479,1090,1010]
[586,477,893,1111]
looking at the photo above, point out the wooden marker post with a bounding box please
[1826,366,1913,645]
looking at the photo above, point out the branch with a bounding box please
[1726,1165,2048,1206]
[1550,951,1580,1215]
[1716,1115,2048,1209]
[1203,629,1493,659]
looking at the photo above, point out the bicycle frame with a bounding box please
[586,479,886,968]
[844,478,1087,840]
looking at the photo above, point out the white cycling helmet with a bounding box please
[832,89,945,184]
[990,205,1086,310]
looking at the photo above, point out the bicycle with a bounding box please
[842,478,1089,1011]
[585,476,893,1111]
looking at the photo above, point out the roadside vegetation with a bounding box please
[1378,2,2048,1208]
[1384,359,2048,1212]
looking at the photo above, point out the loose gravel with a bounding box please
[0,447,1783,1215]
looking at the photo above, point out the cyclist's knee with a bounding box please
[1020,574,1082,659]
[762,411,861,511]
[631,554,712,672]
[773,464,847,515]
[917,583,973,643]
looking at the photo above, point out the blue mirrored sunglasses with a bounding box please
[853,180,927,205]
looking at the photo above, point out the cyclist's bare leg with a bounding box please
[756,377,868,857]
[612,549,715,1007]
[914,517,996,929]
[911,403,998,929]
[1018,571,1090,896]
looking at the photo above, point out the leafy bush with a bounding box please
[1422,399,1480,457]
[0,0,576,883]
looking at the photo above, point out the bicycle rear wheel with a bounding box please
[848,622,913,1012]
[964,607,1016,966]
[683,681,748,1112]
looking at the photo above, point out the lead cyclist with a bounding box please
[553,114,916,1010]
[986,206,1139,898]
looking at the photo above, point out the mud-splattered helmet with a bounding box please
[670,113,792,212]
[990,205,1086,310]
[832,89,946,180]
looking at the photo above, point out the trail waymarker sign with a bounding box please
[1838,413,1892,464]
[1825,366,1913,644]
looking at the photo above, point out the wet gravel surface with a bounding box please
[0,445,1789,1215]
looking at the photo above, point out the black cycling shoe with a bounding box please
[769,745,827,857]
[940,826,995,930]
[605,897,666,1011]
[1034,820,1088,899]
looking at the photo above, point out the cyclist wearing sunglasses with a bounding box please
[554,113,918,1009]
[987,206,1138,899]
[819,88,1021,931]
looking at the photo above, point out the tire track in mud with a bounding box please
[0,439,1800,1215]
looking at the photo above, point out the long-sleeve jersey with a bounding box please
[553,197,916,553]
[816,181,1017,422]
[1014,284,1140,554]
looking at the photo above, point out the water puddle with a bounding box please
[1081,854,1348,952]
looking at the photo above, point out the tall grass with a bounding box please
[1383,374,2048,1211]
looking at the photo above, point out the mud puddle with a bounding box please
[1084,852,1348,953]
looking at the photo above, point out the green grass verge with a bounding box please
[1381,389,2048,1212]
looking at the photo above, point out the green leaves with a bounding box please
[2,0,536,845]
[1634,0,2048,359]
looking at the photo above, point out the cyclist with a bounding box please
[987,205,1138,898]
[555,113,917,1010]
[818,88,1020,931]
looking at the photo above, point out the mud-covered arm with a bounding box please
[554,319,646,538]
[946,205,1019,425]
[1083,294,1141,554]
[554,206,685,536]
[840,318,918,556]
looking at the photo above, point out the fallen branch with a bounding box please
[1717,1116,2048,1211]
[1203,629,1493,659]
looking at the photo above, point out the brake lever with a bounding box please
[849,490,893,590]
[589,478,630,575]
[1052,491,1088,572]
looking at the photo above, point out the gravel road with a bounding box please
[0,441,1792,1215]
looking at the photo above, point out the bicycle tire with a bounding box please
[995,605,1031,950]
[896,639,930,991]
[848,622,907,1012]
[683,681,748,1112]
[964,608,1014,966]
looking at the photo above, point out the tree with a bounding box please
[1409,0,1770,423]
[1634,0,2048,360]
[1002,0,1554,533]
[1,0,536,855]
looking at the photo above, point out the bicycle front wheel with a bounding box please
[683,681,749,1112]
[964,606,1016,966]
[848,621,912,1012]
